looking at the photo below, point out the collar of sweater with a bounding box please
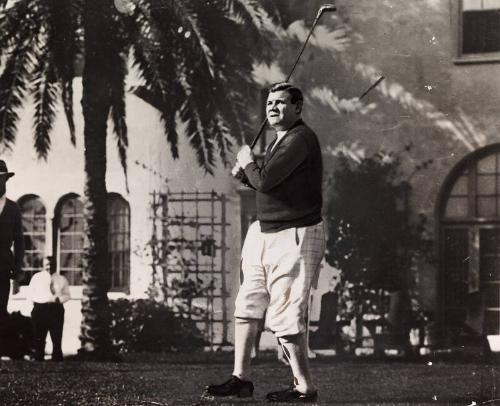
[270,119,304,151]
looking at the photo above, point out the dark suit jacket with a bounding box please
[0,199,24,279]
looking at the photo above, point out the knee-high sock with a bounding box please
[278,333,316,394]
[232,317,259,381]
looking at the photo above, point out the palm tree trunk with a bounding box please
[79,0,114,358]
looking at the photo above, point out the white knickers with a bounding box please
[234,221,325,337]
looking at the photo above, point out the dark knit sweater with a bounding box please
[0,199,24,277]
[243,120,323,232]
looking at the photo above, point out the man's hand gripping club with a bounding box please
[231,145,254,181]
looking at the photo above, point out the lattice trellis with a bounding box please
[149,190,230,348]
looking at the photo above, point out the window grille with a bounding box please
[56,196,85,285]
[441,148,500,335]
[18,195,46,285]
[107,194,130,292]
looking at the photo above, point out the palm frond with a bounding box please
[62,80,76,145]
[175,64,216,170]
[110,55,129,191]
[0,0,77,155]
[180,100,216,174]
[130,85,160,110]
[130,84,179,159]
[162,2,249,164]
[170,0,216,78]
[29,19,58,159]
[46,0,83,144]
[130,0,278,171]
[212,113,234,167]
[180,0,270,144]
[161,106,179,159]
[47,0,79,76]
[177,59,221,172]
[132,4,186,158]
[0,34,37,151]
[209,73,251,145]
[223,0,282,39]
[0,0,34,56]
[130,7,167,95]
[31,58,59,159]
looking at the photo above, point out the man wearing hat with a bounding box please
[0,160,24,318]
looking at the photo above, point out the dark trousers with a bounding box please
[31,302,64,361]
[0,276,10,319]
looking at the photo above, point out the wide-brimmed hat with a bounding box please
[0,160,14,178]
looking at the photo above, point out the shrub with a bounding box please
[109,298,206,353]
[325,150,431,341]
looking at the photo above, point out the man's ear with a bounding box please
[295,100,303,115]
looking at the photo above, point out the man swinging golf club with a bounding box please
[205,82,325,403]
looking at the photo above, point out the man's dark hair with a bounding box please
[46,256,56,274]
[269,82,303,104]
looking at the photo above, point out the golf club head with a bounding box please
[317,3,337,17]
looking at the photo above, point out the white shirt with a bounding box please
[28,270,71,304]
[270,130,287,153]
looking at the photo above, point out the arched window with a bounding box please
[439,145,500,335]
[18,195,46,285]
[107,193,130,292]
[55,194,85,285]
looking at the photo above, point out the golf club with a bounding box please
[359,75,385,100]
[249,3,337,150]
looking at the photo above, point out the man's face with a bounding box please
[266,90,301,131]
[43,257,54,274]
[0,177,7,198]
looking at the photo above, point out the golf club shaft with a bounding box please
[249,75,384,151]
[285,11,326,83]
[249,7,334,150]
[359,76,385,100]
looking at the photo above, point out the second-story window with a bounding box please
[461,0,500,55]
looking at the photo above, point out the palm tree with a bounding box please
[0,0,278,359]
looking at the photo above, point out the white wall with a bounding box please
[5,78,243,354]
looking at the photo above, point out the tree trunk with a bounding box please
[79,0,114,358]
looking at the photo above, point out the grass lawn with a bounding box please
[0,353,498,405]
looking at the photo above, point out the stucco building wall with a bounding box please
[5,78,243,353]
[4,0,500,353]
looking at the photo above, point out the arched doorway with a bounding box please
[438,144,500,335]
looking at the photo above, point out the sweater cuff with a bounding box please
[243,161,258,176]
